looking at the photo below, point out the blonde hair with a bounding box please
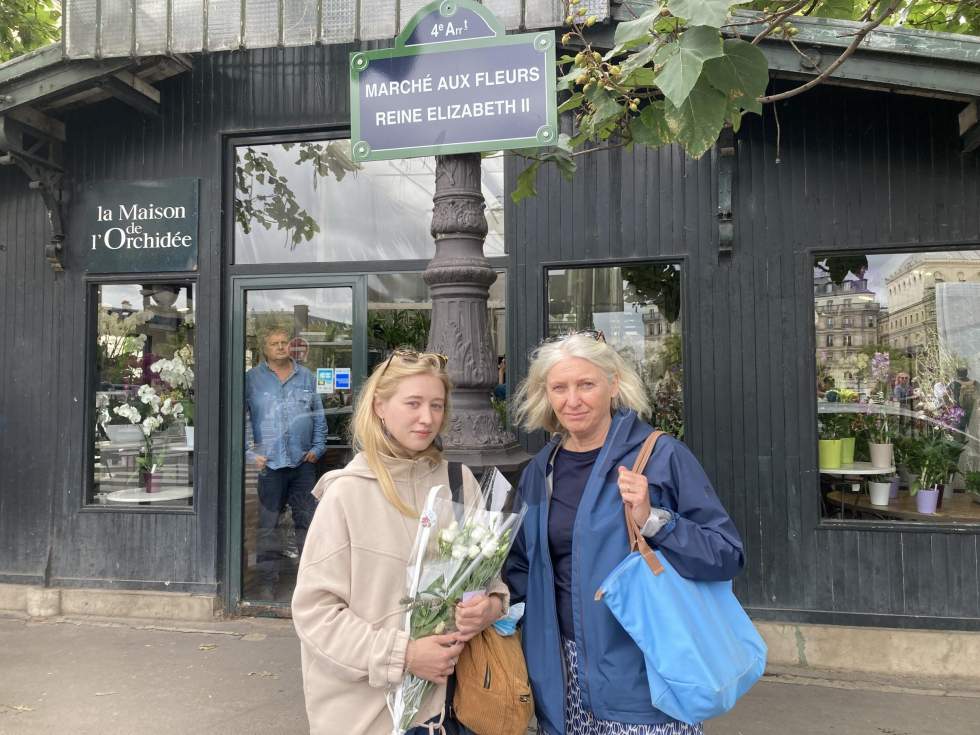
[512,333,651,434]
[351,354,453,517]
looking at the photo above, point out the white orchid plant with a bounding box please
[107,349,194,477]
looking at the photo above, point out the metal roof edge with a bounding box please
[728,9,980,67]
[605,5,980,66]
[0,43,64,86]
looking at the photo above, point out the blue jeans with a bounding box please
[256,462,317,586]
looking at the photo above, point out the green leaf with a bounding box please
[667,0,751,28]
[558,92,585,114]
[664,79,728,159]
[623,66,658,88]
[512,160,542,204]
[557,68,579,92]
[655,26,724,109]
[702,39,769,115]
[555,133,574,153]
[587,87,625,125]
[613,8,661,46]
[632,101,673,148]
[812,0,856,21]
[620,41,661,78]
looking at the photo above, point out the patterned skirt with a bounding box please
[561,638,704,735]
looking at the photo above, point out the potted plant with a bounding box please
[152,345,195,448]
[835,390,859,464]
[907,428,957,515]
[818,413,844,469]
[868,475,892,507]
[866,404,895,468]
[965,471,980,505]
[113,384,184,492]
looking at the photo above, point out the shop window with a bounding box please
[545,263,685,439]
[814,251,980,527]
[233,140,504,264]
[90,283,195,508]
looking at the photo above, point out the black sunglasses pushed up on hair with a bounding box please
[545,329,606,344]
[379,348,449,377]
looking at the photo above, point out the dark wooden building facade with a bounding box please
[2,16,979,629]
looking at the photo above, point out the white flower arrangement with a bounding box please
[387,469,527,734]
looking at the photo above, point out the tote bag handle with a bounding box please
[624,431,666,576]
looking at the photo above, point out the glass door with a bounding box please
[228,275,366,610]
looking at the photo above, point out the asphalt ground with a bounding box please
[1,614,977,735]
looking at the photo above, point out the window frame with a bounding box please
[82,273,199,515]
[224,128,507,273]
[809,244,980,535]
[539,255,691,443]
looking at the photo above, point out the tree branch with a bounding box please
[752,0,812,45]
[757,0,903,104]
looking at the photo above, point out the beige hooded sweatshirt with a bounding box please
[292,451,508,735]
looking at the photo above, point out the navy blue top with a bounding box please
[548,445,600,641]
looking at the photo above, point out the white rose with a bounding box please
[451,546,466,560]
[469,526,487,542]
[467,545,481,559]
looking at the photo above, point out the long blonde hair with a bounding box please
[351,353,453,517]
[512,333,651,434]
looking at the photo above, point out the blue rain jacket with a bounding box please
[504,410,744,734]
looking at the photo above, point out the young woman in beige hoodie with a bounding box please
[292,351,508,735]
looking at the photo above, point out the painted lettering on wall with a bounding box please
[91,203,193,251]
[77,179,199,273]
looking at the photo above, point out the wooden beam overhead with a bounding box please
[960,101,978,136]
[98,73,161,116]
[6,106,66,143]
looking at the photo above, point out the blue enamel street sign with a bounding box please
[350,0,557,162]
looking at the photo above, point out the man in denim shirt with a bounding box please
[246,327,326,600]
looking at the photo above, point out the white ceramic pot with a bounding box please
[868,481,891,506]
[869,442,894,468]
[104,424,143,444]
[184,426,195,448]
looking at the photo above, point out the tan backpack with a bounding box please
[453,627,534,735]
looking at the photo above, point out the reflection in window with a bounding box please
[234,140,505,263]
[366,271,507,374]
[814,251,980,526]
[91,284,195,508]
[242,287,354,603]
[546,264,684,439]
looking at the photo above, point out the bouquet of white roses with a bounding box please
[387,468,526,734]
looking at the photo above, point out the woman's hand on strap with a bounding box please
[453,593,503,642]
[405,633,465,685]
[618,466,652,527]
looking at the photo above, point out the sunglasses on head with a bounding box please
[546,329,606,344]
[379,348,449,377]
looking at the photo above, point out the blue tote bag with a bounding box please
[595,432,767,725]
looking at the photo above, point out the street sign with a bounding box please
[350,0,557,162]
[288,337,310,363]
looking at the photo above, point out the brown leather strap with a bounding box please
[623,431,665,576]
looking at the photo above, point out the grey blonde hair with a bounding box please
[512,333,651,434]
[351,354,452,517]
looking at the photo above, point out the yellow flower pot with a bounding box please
[819,439,843,469]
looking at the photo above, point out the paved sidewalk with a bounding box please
[1,614,977,735]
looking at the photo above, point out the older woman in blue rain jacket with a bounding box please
[504,333,744,735]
